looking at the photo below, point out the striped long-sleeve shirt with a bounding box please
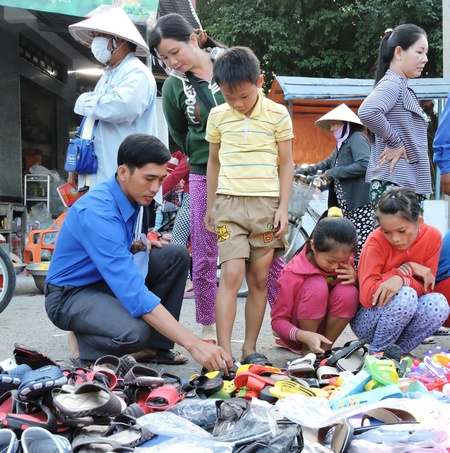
[358,70,432,195]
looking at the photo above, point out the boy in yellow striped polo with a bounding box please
[205,47,294,365]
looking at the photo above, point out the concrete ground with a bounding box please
[1,271,448,378]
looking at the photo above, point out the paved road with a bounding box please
[1,272,446,378]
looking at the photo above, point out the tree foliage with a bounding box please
[197,0,442,91]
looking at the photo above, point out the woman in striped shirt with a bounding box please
[358,24,431,209]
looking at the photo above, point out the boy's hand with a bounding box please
[204,208,216,234]
[274,208,288,238]
[335,263,357,285]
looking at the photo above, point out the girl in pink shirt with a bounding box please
[271,210,360,355]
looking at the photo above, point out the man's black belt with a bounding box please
[46,284,63,294]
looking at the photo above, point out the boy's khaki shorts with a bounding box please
[215,195,287,265]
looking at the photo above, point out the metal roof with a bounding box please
[274,76,450,102]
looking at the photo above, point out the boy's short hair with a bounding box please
[213,46,260,88]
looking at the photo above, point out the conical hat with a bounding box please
[69,7,149,57]
[315,103,363,131]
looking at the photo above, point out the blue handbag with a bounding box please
[64,118,99,175]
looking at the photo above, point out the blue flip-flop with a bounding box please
[18,365,67,401]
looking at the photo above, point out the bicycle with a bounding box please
[285,171,328,262]
[0,245,16,313]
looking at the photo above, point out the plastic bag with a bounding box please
[275,394,450,429]
[30,202,52,229]
[137,403,277,449]
[276,395,450,451]
[167,398,218,430]
[136,437,233,453]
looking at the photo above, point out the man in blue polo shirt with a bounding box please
[45,133,232,372]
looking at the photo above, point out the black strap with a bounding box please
[186,72,214,111]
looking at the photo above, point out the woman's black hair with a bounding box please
[148,13,224,59]
[374,24,427,84]
[374,186,421,223]
[294,210,357,257]
[348,121,365,133]
[117,133,171,172]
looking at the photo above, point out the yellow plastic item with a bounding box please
[269,379,329,398]
[434,353,450,367]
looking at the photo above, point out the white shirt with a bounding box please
[74,53,157,187]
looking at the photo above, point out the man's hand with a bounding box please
[441,173,450,196]
[378,146,408,173]
[188,339,233,374]
[130,239,146,254]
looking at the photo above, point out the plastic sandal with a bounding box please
[247,364,282,376]
[329,383,403,410]
[145,384,185,412]
[0,429,18,453]
[434,326,450,336]
[21,426,71,453]
[123,365,164,388]
[233,371,275,399]
[326,338,368,373]
[360,407,417,426]
[13,343,59,370]
[316,365,340,387]
[286,353,317,374]
[119,355,138,377]
[0,390,69,434]
[18,365,67,401]
[93,355,121,376]
[72,439,134,453]
[183,374,224,399]
[99,412,154,448]
[63,367,118,390]
[318,419,353,453]
[364,356,398,389]
[269,379,328,398]
[52,383,126,424]
[242,353,272,366]
[328,369,372,403]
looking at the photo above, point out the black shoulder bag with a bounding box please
[186,72,214,111]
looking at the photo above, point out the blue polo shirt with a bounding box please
[46,175,160,317]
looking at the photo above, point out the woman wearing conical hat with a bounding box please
[68,7,158,191]
[304,103,373,264]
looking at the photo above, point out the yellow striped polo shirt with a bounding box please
[206,91,293,196]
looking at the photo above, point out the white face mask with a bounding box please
[91,37,112,64]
